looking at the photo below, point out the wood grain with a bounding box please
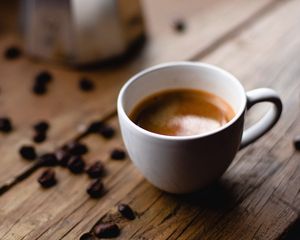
[1,0,299,239]
[86,1,300,239]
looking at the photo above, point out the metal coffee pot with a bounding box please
[21,0,145,65]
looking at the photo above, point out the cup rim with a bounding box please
[117,61,247,141]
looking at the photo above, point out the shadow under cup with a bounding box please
[118,62,247,193]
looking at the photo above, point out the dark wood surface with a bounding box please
[0,0,299,239]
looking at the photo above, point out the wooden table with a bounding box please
[0,0,299,239]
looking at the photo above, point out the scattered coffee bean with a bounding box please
[38,153,58,167]
[68,156,86,174]
[33,121,49,133]
[79,78,95,92]
[38,169,57,188]
[87,179,104,198]
[117,203,135,220]
[67,141,88,156]
[32,83,47,95]
[33,131,47,143]
[4,46,22,60]
[55,149,71,167]
[32,71,53,95]
[294,136,300,150]
[19,145,37,160]
[0,117,13,133]
[99,125,115,139]
[173,19,186,33]
[35,71,53,85]
[80,232,94,240]
[110,149,126,160]
[86,161,104,179]
[94,223,120,238]
[87,120,104,133]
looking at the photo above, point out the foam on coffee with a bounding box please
[130,88,235,136]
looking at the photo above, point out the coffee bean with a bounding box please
[35,71,53,85]
[110,149,126,160]
[55,149,71,167]
[294,136,300,150]
[0,117,13,133]
[173,19,186,33]
[68,156,86,174]
[99,125,115,139]
[33,121,49,133]
[87,179,104,198]
[67,141,88,156]
[4,46,22,60]
[33,83,47,95]
[87,120,104,133]
[32,71,52,95]
[38,153,58,167]
[117,203,135,220]
[80,232,94,240]
[38,169,57,188]
[86,161,104,179]
[19,145,37,160]
[94,223,120,238]
[79,78,94,92]
[33,132,47,143]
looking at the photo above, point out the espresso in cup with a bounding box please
[130,88,235,136]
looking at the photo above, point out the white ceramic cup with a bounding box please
[117,62,282,194]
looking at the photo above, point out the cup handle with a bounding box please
[239,88,282,150]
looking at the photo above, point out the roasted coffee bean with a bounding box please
[110,149,126,160]
[4,46,22,60]
[19,145,37,160]
[86,161,104,179]
[38,153,58,166]
[94,223,120,238]
[67,141,88,156]
[38,169,57,188]
[68,156,86,174]
[80,232,94,240]
[33,132,47,143]
[35,71,53,85]
[173,19,186,32]
[99,125,115,139]
[294,136,300,150]
[55,149,71,167]
[87,120,104,133]
[117,203,135,220]
[79,78,94,92]
[33,83,47,95]
[0,117,13,133]
[33,121,49,133]
[87,179,104,198]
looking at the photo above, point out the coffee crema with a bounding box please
[130,88,235,136]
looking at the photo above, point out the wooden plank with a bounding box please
[53,0,300,239]
[0,0,277,190]
[145,0,300,238]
